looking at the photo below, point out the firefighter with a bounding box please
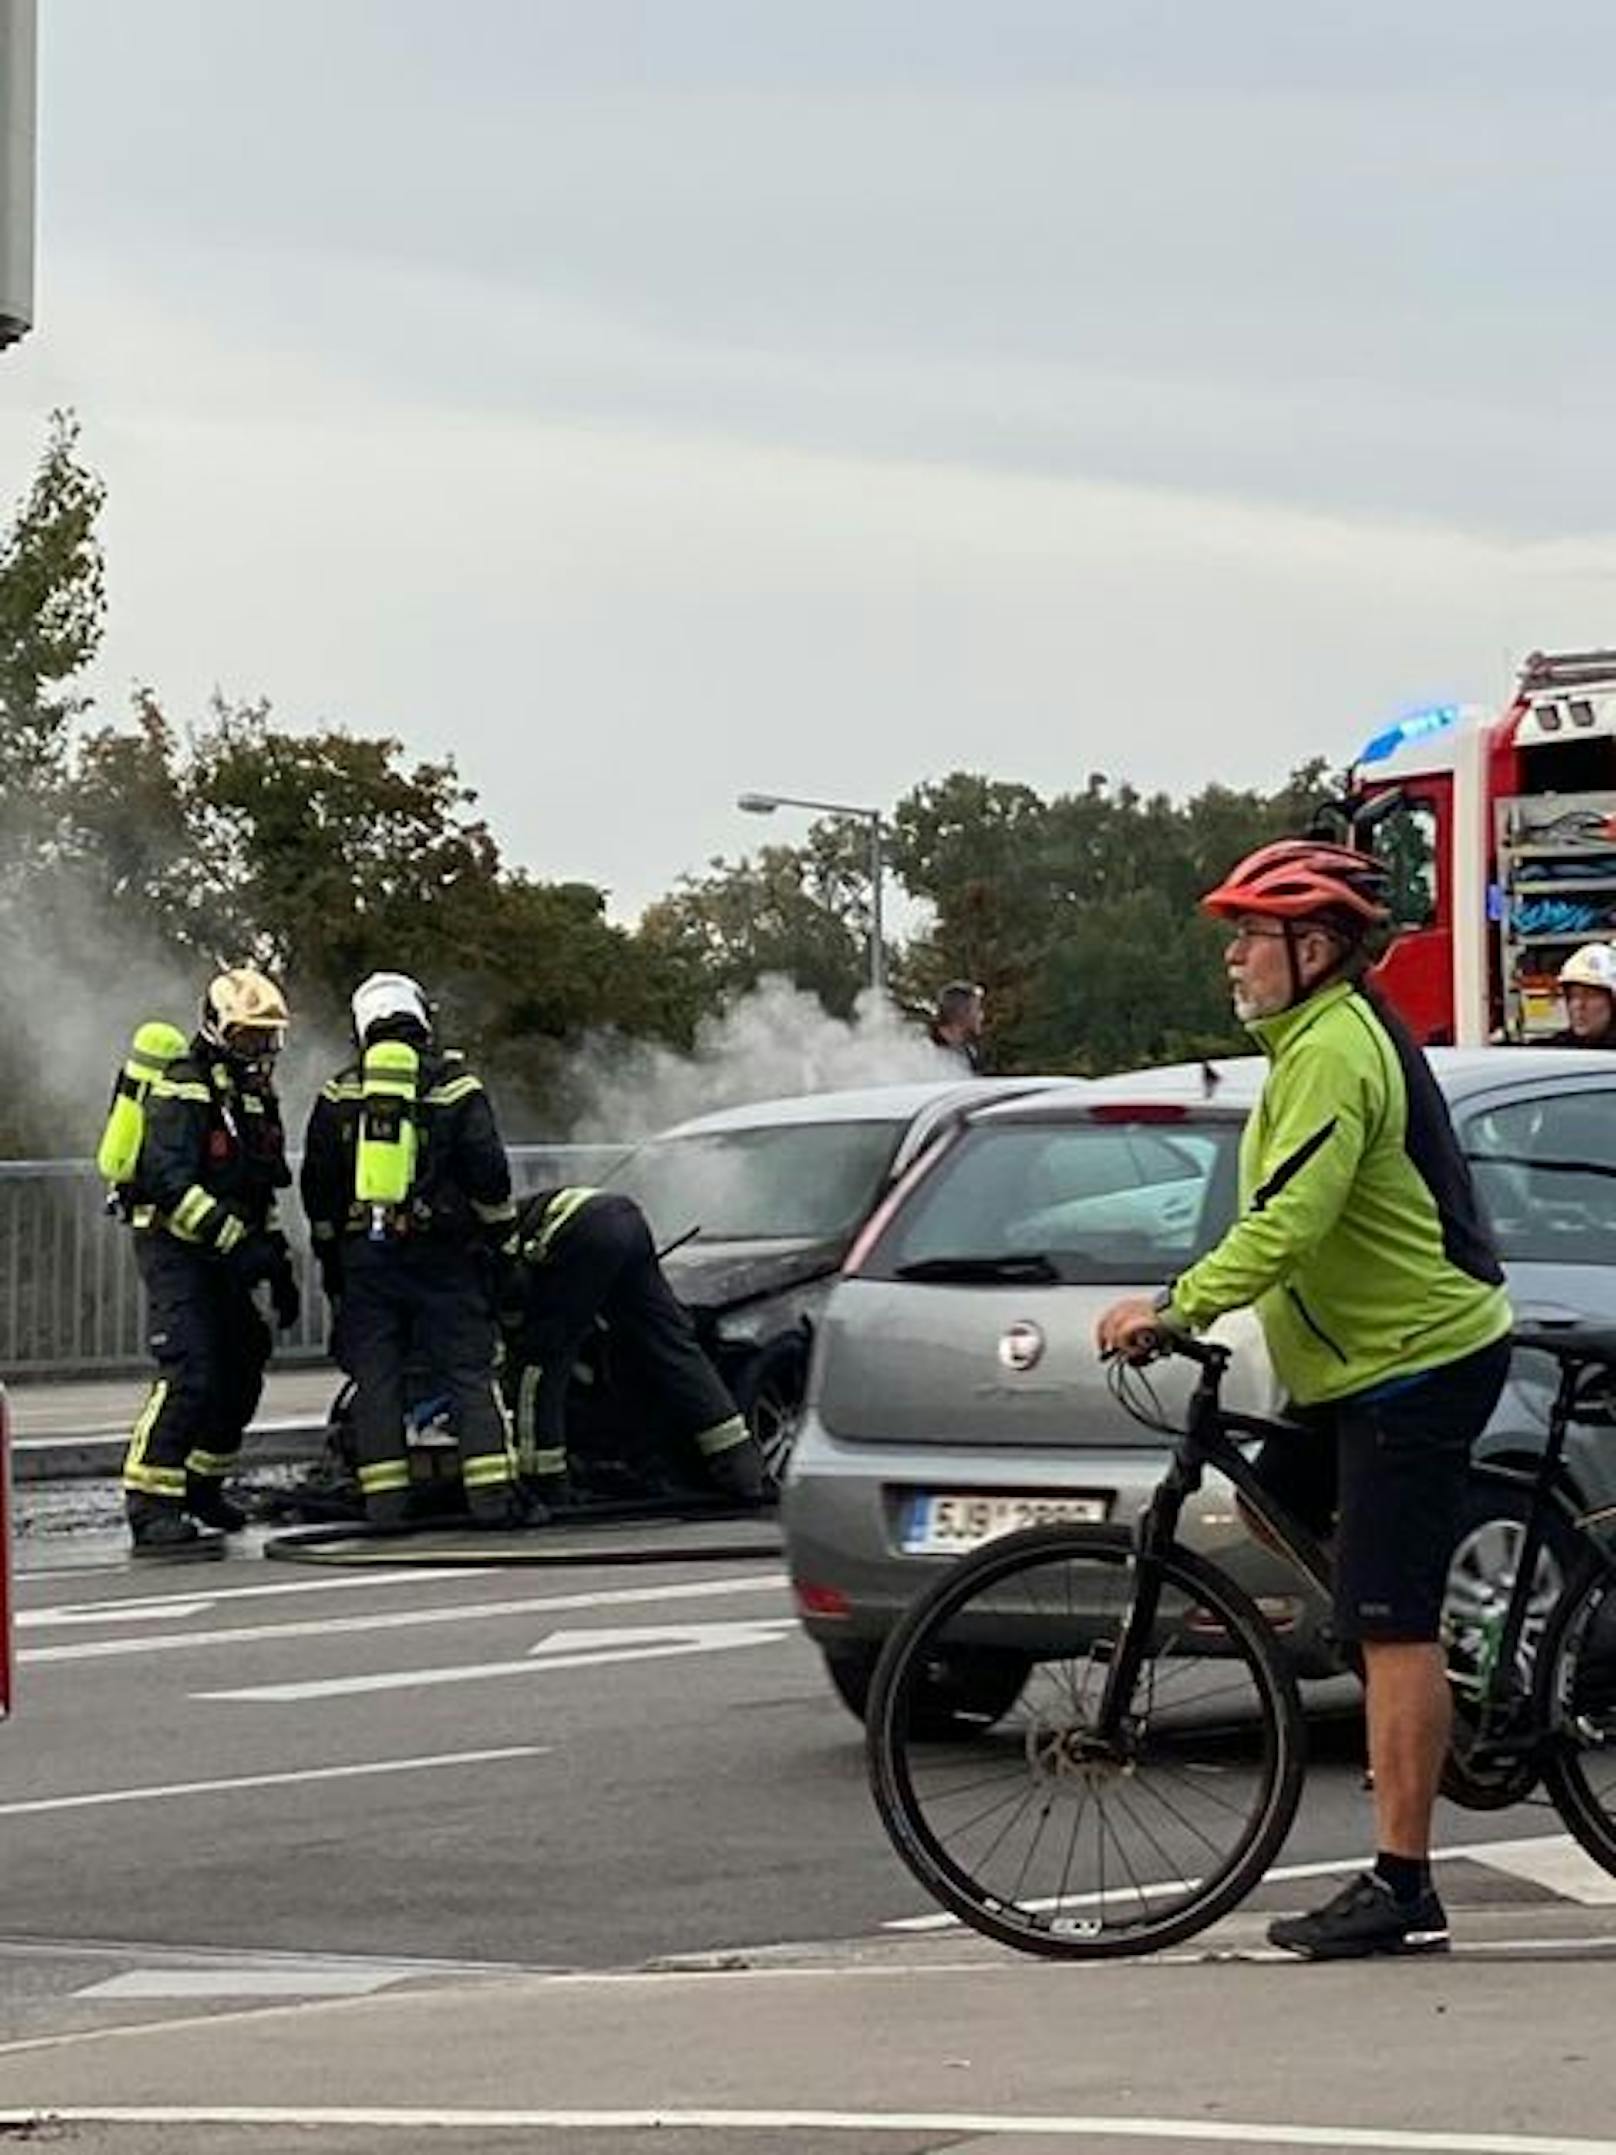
[300,971,523,1528]
[116,968,299,1558]
[502,1187,770,1509]
[1552,943,1616,1047]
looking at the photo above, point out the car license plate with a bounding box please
[900,1491,1109,1555]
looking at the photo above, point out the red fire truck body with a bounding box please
[1350,653,1616,1047]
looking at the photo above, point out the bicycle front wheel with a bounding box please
[1537,1556,1616,1876]
[866,1524,1305,1958]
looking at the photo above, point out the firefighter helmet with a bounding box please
[1558,942,1616,995]
[1200,839,1393,935]
[202,967,289,1058]
[351,971,431,1046]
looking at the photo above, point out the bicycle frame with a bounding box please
[1095,1340,1616,1756]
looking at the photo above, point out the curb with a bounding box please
[10,1417,325,1485]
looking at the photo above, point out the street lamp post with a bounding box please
[737,791,887,1000]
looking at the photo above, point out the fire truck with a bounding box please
[1342,650,1616,1048]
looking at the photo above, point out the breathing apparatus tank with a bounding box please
[354,1038,420,1239]
[96,1021,190,1187]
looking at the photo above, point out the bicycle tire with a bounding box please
[866,1522,1306,1959]
[1537,1555,1616,1877]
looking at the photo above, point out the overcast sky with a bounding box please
[4,0,1615,919]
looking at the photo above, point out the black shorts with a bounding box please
[1248,1337,1511,1644]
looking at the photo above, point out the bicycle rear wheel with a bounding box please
[1537,1557,1616,1876]
[866,1523,1305,1958]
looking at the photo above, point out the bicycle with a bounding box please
[865,1323,1616,1958]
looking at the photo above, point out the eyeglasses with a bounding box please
[1224,925,1290,949]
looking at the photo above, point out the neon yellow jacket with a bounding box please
[1165,981,1510,1405]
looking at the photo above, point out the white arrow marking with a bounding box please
[25,1572,787,1664]
[527,1619,791,1657]
[197,1617,800,1702]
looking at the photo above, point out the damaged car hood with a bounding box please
[661,1235,846,1314]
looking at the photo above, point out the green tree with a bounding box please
[0,410,106,809]
[638,832,869,1017]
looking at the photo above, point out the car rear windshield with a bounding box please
[608,1119,907,1243]
[858,1117,1242,1284]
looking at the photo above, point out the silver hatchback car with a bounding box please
[782,1047,1616,1729]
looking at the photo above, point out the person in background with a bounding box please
[927,980,986,1071]
[1550,942,1616,1047]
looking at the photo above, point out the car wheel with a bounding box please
[821,1640,1030,1739]
[735,1339,809,1486]
[1441,1474,1582,1809]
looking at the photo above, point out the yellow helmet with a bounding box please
[203,966,290,1062]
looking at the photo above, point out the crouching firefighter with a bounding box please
[502,1187,770,1510]
[300,972,523,1528]
[104,969,300,1558]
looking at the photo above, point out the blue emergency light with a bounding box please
[1355,703,1462,767]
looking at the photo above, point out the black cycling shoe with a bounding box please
[1268,1871,1450,1961]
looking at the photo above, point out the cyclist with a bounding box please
[1096,837,1512,1960]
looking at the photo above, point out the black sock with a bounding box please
[1374,1851,1430,1905]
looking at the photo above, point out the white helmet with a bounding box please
[1558,943,1616,995]
[351,971,430,1045]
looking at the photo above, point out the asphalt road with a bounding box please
[4,1514,1610,2034]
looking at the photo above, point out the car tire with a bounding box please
[821,1640,1030,1739]
[733,1338,809,1485]
[1441,1471,1583,1809]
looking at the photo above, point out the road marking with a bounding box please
[199,1617,800,1701]
[884,1832,1616,1933]
[23,1571,787,1665]
[1463,1833,1616,1906]
[0,1745,550,1819]
[77,1965,425,2000]
[4,2111,1616,2149]
[18,1569,479,1627]
[75,1968,415,2000]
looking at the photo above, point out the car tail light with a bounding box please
[1087,1102,1190,1124]
[794,1581,852,1619]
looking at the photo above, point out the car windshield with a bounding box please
[608,1118,907,1243]
[860,1116,1242,1284]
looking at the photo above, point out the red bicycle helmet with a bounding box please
[1201,838,1392,929]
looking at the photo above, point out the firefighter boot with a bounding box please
[186,1476,250,1534]
[704,1430,772,1506]
[128,1497,227,1562]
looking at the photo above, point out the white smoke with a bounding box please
[566,973,966,1143]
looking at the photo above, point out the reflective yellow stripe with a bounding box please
[357,1460,411,1494]
[124,1462,188,1496]
[462,1452,517,1489]
[215,1213,246,1253]
[695,1414,751,1459]
[513,1364,541,1476]
[323,1079,364,1102]
[532,1187,598,1257]
[185,1447,237,1478]
[149,1076,211,1104]
[122,1379,171,1492]
[172,1187,215,1235]
[527,1446,568,1479]
[423,1074,483,1106]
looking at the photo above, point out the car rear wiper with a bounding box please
[893,1253,1061,1283]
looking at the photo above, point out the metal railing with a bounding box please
[0,1147,627,1378]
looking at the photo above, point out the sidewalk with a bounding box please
[3,1366,332,1481]
[0,1906,1613,2150]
